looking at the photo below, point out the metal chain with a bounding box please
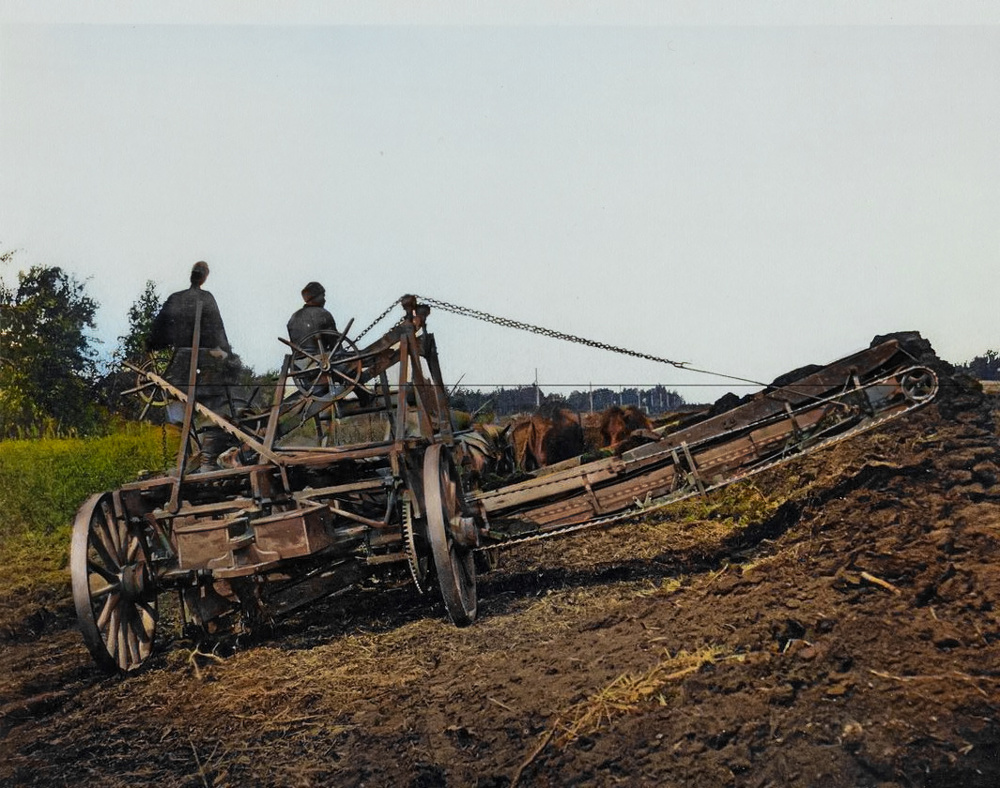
[160,420,170,474]
[354,297,404,341]
[350,293,767,388]
[413,294,690,370]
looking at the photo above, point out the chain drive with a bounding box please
[402,498,427,593]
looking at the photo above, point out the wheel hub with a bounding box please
[448,515,480,549]
[118,563,147,602]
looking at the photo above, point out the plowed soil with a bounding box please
[2,382,999,787]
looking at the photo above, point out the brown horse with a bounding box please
[599,405,654,448]
[510,406,585,471]
[454,423,514,484]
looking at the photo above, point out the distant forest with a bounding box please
[961,350,1000,381]
[449,384,686,419]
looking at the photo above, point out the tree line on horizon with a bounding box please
[3,251,999,438]
[450,384,687,420]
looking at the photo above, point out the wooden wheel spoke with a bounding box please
[92,522,118,570]
[327,364,361,386]
[124,611,143,664]
[105,605,121,644]
[116,617,128,670]
[90,580,116,600]
[126,535,142,563]
[98,500,123,558]
[127,631,141,667]
[288,342,325,366]
[116,518,128,559]
[90,525,120,571]
[122,381,158,396]
[87,555,119,583]
[290,364,322,380]
[292,369,326,393]
[318,352,364,368]
[137,600,159,628]
[352,380,377,397]
[326,332,349,357]
[96,592,120,630]
[127,604,153,643]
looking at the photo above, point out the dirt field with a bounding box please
[2,380,999,787]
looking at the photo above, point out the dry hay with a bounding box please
[551,645,735,747]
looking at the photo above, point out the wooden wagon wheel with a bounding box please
[71,493,158,673]
[288,330,364,402]
[423,443,477,625]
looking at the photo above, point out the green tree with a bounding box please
[98,280,165,420]
[0,259,101,436]
[114,279,161,363]
[959,349,1000,381]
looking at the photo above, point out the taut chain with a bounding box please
[413,295,690,370]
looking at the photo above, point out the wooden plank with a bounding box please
[328,503,388,529]
[506,464,679,528]
[472,456,623,509]
[274,441,401,467]
[263,353,293,453]
[169,300,204,512]
[292,478,386,499]
[153,498,258,520]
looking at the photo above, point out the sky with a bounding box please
[2,3,999,403]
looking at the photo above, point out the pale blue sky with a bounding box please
[2,4,999,400]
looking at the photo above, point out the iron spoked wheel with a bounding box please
[900,368,938,404]
[71,493,158,673]
[289,330,364,402]
[122,352,171,421]
[423,443,477,626]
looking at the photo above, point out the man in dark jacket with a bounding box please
[286,281,338,348]
[148,261,231,355]
[147,261,237,471]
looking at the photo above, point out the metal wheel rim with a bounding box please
[423,443,477,625]
[71,493,158,673]
[901,368,938,403]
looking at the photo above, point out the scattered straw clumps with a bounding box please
[552,645,737,747]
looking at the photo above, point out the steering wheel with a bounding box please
[287,330,364,402]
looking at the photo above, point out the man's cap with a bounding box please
[192,261,210,276]
[302,281,325,300]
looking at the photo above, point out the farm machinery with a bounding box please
[71,296,941,673]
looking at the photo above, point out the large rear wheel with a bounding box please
[423,444,477,626]
[71,493,158,673]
